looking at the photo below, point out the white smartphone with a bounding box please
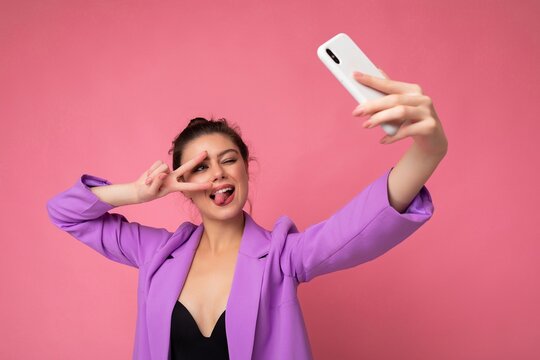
[317,33,399,136]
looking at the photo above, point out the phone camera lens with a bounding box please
[326,48,340,64]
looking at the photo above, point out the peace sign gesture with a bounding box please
[352,69,448,156]
[134,151,213,203]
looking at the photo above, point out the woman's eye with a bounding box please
[193,159,236,173]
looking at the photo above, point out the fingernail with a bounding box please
[352,107,364,116]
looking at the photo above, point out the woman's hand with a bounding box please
[351,69,448,156]
[133,151,213,203]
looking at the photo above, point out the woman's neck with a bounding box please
[198,211,245,255]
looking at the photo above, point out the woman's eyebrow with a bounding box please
[200,148,238,161]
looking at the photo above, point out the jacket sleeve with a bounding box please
[281,167,435,283]
[46,174,173,269]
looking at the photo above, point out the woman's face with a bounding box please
[179,133,249,221]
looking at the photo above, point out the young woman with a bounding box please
[46,71,447,360]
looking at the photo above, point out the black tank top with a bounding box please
[170,301,229,359]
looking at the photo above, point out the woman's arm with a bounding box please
[278,69,447,282]
[351,69,449,213]
[388,142,446,213]
[46,159,214,267]
[279,167,434,283]
[89,182,139,207]
[46,174,173,268]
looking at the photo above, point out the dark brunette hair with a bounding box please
[168,116,256,215]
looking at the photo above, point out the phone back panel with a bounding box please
[317,33,386,104]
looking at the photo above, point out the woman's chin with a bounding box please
[201,199,246,220]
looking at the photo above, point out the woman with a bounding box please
[46,70,447,360]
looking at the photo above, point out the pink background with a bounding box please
[1,0,539,359]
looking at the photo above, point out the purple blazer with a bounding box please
[46,167,434,359]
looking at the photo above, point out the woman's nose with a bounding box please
[211,165,226,181]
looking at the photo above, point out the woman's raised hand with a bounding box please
[351,68,448,156]
[133,150,213,203]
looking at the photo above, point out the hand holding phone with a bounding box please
[317,33,399,136]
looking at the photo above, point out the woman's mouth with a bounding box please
[209,186,235,206]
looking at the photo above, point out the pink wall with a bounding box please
[1,0,538,359]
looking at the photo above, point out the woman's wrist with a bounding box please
[90,182,141,207]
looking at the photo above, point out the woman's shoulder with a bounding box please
[248,212,300,237]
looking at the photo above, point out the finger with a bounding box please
[379,120,427,144]
[363,105,428,129]
[172,150,208,176]
[146,163,170,184]
[353,94,430,117]
[146,163,171,187]
[147,160,164,177]
[155,177,212,198]
[353,71,423,95]
[149,172,167,193]
[173,179,213,192]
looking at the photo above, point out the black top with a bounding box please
[170,301,229,360]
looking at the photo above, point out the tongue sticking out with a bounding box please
[213,191,231,205]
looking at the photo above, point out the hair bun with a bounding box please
[187,117,210,127]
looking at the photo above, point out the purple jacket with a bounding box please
[46,167,434,359]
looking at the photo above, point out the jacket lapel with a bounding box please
[144,210,270,360]
[226,211,270,359]
[144,221,200,360]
